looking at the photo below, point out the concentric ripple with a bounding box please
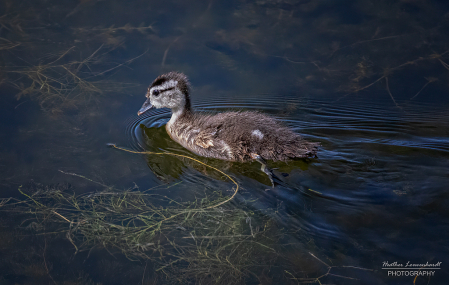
[121,94,449,246]
[124,108,171,151]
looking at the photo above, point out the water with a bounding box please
[1,0,449,284]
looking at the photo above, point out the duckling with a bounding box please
[138,72,319,185]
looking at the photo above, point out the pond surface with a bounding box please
[1,0,449,284]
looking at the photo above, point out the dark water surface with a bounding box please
[1,0,449,284]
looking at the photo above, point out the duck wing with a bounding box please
[193,129,216,148]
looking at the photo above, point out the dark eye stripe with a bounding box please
[153,86,175,95]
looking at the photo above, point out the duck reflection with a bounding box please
[140,123,312,187]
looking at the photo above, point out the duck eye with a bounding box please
[153,89,160,96]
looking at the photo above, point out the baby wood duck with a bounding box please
[138,72,319,185]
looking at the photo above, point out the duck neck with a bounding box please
[167,102,192,128]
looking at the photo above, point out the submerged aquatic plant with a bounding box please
[0,175,372,284]
[6,45,142,114]
[4,181,278,284]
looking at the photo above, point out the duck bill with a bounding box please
[138,98,153,116]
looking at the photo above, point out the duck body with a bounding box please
[166,110,318,162]
[138,72,319,163]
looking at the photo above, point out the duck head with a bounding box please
[138,72,191,116]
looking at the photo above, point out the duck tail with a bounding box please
[290,140,320,159]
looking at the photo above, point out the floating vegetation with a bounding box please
[0,3,146,114]
[3,182,276,284]
[0,37,20,51]
[4,45,143,114]
[0,175,372,284]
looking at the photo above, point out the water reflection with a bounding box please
[1,0,449,284]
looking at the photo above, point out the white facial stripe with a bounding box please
[151,80,178,94]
